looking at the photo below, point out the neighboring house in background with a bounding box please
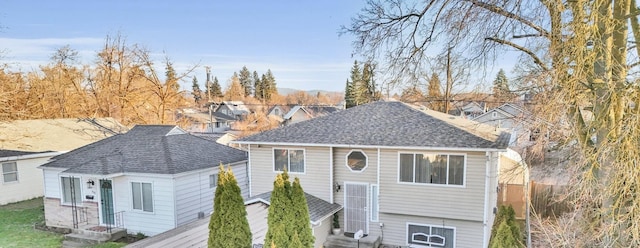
[234,101,513,248]
[282,105,340,125]
[215,101,250,120]
[0,150,61,205]
[473,103,534,148]
[39,125,248,236]
[0,118,127,152]
[266,104,294,121]
[0,118,125,206]
[176,108,235,133]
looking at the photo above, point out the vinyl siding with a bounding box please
[174,162,248,226]
[379,150,487,222]
[113,175,175,236]
[313,216,332,248]
[378,213,484,248]
[42,168,64,199]
[249,145,331,202]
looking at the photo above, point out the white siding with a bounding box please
[0,156,52,205]
[42,168,65,198]
[174,162,249,226]
[313,216,332,248]
[249,145,331,201]
[379,150,487,221]
[113,175,176,236]
[378,213,483,248]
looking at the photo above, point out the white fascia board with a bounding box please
[2,151,63,162]
[232,141,506,152]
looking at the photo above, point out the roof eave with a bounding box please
[232,141,507,152]
[1,151,63,162]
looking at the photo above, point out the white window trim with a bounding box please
[396,151,467,188]
[345,149,368,173]
[2,161,18,184]
[60,176,83,206]
[370,184,379,222]
[130,181,154,213]
[406,222,456,248]
[209,173,218,189]
[492,112,498,118]
[272,147,306,174]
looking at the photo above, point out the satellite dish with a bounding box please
[354,230,364,240]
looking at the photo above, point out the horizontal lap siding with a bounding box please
[113,175,175,236]
[379,213,484,248]
[0,157,50,204]
[379,150,487,222]
[250,145,331,202]
[42,168,62,198]
[175,162,248,226]
[333,148,380,237]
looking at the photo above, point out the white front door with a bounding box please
[344,182,368,234]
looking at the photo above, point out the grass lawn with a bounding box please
[0,198,126,248]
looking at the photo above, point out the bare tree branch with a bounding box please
[486,37,549,71]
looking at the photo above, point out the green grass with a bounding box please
[0,198,127,248]
[0,198,63,248]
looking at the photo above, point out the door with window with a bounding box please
[344,182,368,234]
[100,179,114,225]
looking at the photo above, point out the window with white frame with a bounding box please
[274,149,305,173]
[131,182,153,212]
[399,153,464,185]
[2,162,18,183]
[370,184,379,222]
[346,150,367,172]
[209,174,218,188]
[407,223,455,248]
[61,177,82,204]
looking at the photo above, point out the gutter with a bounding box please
[2,151,63,162]
[231,141,507,153]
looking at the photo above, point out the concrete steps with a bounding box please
[61,227,127,248]
[323,233,380,248]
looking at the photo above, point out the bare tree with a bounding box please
[345,0,640,246]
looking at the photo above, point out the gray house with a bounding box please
[39,125,248,236]
[234,101,510,248]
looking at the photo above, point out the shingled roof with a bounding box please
[246,191,342,224]
[236,101,510,150]
[41,125,247,175]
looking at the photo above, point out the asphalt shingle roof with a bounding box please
[0,149,51,158]
[247,191,342,223]
[41,125,247,175]
[237,101,510,149]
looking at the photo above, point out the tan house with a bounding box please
[234,101,512,248]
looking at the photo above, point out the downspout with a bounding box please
[329,146,334,204]
[377,148,383,242]
[482,151,491,248]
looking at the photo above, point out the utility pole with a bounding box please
[445,46,453,114]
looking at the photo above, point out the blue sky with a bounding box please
[0,1,369,92]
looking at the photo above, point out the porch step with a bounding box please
[323,233,381,248]
[63,227,127,246]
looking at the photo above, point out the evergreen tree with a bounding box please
[261,70,277,102]
[345,60,379,108]
[492,69,511,102]
[208,165,252,248]
[362,62,379,101]
[427,73,444,112]
[253,71,263,100]
[344,79,356,108]
[224,74,245,101]
[211,77,223,99]
[239,66,253,97]
[192,77,203,105]
[290,177,314,247]
[264,171,292,247]
[489,205,522,248]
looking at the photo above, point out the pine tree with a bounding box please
[192,77,203,105]
[492,69,511,102]
[239,66,253,97]
[211,77,223,100]
[362,62,379,102]
[261,70,277,102]
[224,74,244,101]
[290,177,314,247]
[344,79,356,108]
[253,71,263,101]
[427,73,444,112]
[208,165,252,248]
[489,205,522,248]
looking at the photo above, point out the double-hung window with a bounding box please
[273,148,305,173]
[61,177,82,204]
[407,223,455,248]
[2,162,18,183]
[399,153,465,185]
[131,182,153,212]
[209,174,218,188]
